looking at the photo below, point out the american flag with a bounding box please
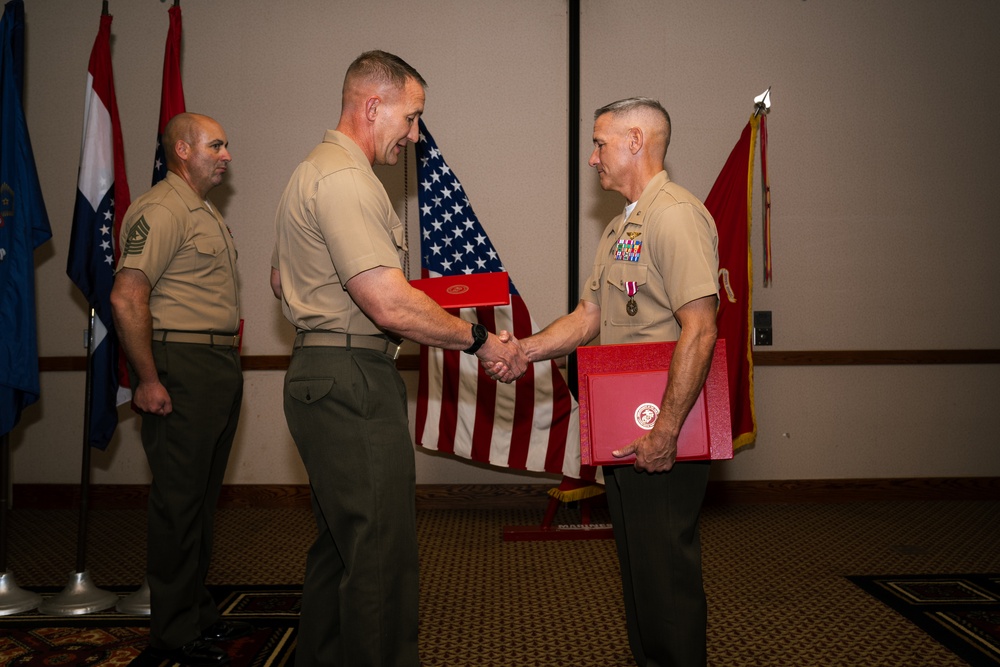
[413,120,595,481]
[65,12,131,449]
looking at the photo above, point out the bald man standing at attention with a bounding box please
[113,113,250,667]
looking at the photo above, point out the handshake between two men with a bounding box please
[478,328,527,385]
[474,298,601,387]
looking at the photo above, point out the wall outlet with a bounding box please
[753,310,772,346]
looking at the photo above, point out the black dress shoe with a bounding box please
[146,639,230,666]
[201,619,254,642]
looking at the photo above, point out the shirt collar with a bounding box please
[324,129,375,172]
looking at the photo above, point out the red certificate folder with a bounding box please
[577,340,733,466]
[410,272,510,309]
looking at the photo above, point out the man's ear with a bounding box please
[365,96,380,121]
[174,140,190,161]
[627,127,644,155]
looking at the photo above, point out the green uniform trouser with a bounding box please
[605,461,711,667]
[137,341,243,650]
[284,345,419,667]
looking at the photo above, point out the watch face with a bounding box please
[464,323,489,354]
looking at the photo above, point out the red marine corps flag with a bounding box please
[704,98,770,450]
[414,120,597,484]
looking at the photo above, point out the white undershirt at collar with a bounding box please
[624,201,637,220]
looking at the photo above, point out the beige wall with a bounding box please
[10,0,999,485]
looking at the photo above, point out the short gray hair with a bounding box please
[595,97,671,147]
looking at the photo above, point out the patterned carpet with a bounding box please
[849,574,1000,666]
[4,499,1000,666]
[0,585,299,666]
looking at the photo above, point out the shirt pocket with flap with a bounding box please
[606,262,652,326]
[193,238,227,286]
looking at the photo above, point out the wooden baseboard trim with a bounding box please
[10,477,998,511]
[37,349,1000,373]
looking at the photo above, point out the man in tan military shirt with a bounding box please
[272,51,527,667]
[111,113,249,667]
[507,98,719,667]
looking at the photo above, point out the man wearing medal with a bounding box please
[496,97,719,666]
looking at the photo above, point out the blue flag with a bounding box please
[0,0,52,438]
[65,12,131,449]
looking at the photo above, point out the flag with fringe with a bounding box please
[704,115,763,449]
[413,120,597,483]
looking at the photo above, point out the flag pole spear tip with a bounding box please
[101,0,108,16]
[753,86,772,117]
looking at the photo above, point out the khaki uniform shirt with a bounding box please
[583,171,718,345]
[116,171,240,332]
[273,130,406,334]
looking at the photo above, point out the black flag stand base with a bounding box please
[116,576,151,615]
[38,308,118,616]
[0,570,41,616]
[38,570,118,616]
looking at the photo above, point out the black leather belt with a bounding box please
[293,331,402,360]
[152,330,241,348]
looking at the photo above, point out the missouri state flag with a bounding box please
[0,0,52,438]
[66,12,131,449]
[414,120,596,482]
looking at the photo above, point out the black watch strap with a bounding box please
[463,323,488,355]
